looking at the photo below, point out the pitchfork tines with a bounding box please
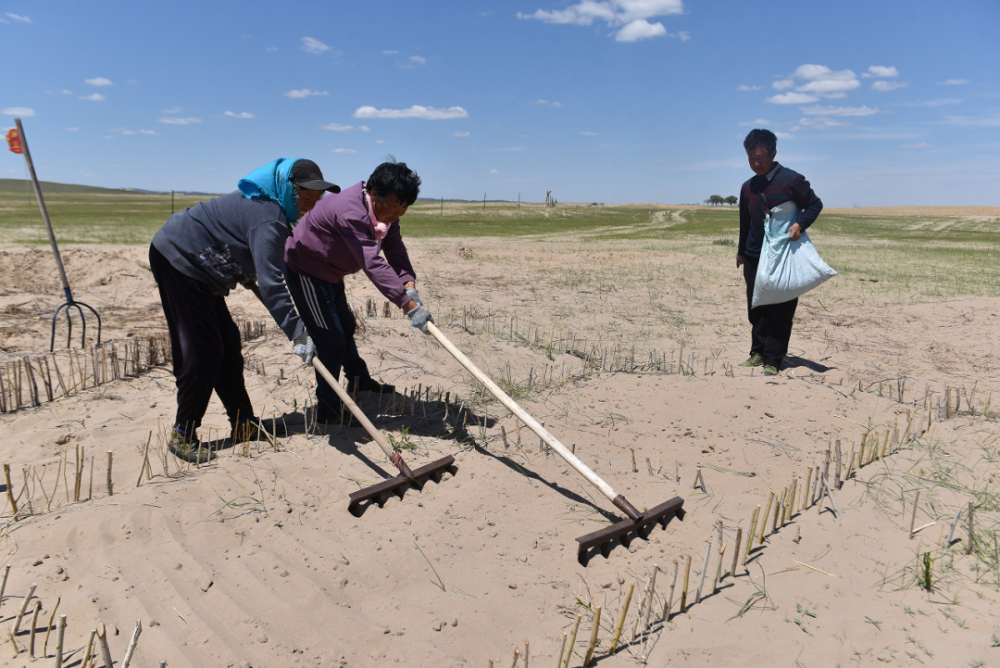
[51,286,102,352]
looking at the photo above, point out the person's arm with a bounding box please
[380,223,417,284]
[791,174,823,231]
[336,216,413,309]
[247,220,304,340]
[737,186,750,267]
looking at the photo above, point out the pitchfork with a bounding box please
[12,118,102,351]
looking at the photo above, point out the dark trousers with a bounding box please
[743,256,797,368]
[283,264,371,416]
[149,244,253,430]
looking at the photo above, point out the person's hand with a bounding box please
[788,223,803,242]
[736,255,744,268]
[405,286,422,306]
[405,305,433,333]
[292,332,315,364]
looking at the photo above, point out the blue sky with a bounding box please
[2,0,998,206]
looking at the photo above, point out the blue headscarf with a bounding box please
[238,158,303,225]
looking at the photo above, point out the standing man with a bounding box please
[150,158,339,461]
[284,159,431,424]
[736,129,823,376]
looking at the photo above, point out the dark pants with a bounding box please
[149,244,253,430]
[743,256,797,368]
[283,264,371,416]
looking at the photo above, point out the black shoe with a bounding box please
[230,417,287,443]
[168,427,215,463]
[347,377,395,394]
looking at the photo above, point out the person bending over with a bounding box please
[150,158,339,461]
[284,159,432,424]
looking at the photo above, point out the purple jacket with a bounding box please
[284,182,417,308]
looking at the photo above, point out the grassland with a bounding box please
[2,187,999,302]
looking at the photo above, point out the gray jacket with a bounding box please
[151,191,303,340]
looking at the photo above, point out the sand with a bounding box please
[0,238,998,668]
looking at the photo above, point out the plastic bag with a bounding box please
[751,201,837,309]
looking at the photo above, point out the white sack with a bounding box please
[751,201,837,309]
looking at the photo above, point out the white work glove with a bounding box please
[405,286,422,306]
[405,305,433,333]
[292,331,315,364]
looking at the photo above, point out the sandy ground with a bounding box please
[0,238,998,668]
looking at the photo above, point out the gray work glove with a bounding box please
[292,331,315,364]
[405,304,433,333]
[405,286,422,306]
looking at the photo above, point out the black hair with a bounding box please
[365,158,421,206]
[743,129,778,154]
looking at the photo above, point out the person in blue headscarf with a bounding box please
[149,158,339,462]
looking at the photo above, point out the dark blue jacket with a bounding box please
[738,163,823,258]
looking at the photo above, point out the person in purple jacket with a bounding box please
[736,129,823,376]
[284,159,432,423]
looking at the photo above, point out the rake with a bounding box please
[311,357,454,516]
[424,322,684,565]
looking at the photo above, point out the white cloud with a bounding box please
[737,118,771,126]
[79,93,106,102]
[1,107,35,117]
[358,125,370,131]
[737,85,761,91]
[765,92,819,104]
[161,107,182,114]
[354,105,469,120]
[374,139,386,144]
[862,65,899,78]
[900,142,931,148]
[800,104,880,117]
[301,37,330,55]
[383,50,399,55]
[140,129,158,135]
[518,0,683,42]
[943,113,1000,127]
[332,148,356,153]
[489,169,498,173]
[580,130,600,136]
[410,55,427,65]
[284,89,329,98]
[938,79,969,86]
[792,64,856,82]
[871,80,908,92]
[5,13,30,23]
[796,79,859,95]
[60,90,72,95]
[158,117,202,125]
[615,19,667,42]
[85,77,112,87]
[774,132,794,139]
[111,127,136,135]
[320,123,357,131]
[65,127,78,131]
[772,79,795,91]
[798,117,852,129]
[531,99,563,107]
[224,111,255,119]
[453,131,470,137]
[678,30,689,41]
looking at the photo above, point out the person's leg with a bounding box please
[209,297,254,425]
[331,282,373,385]
[743,258,765,358]
[284,265,349,417]
[762,297,798,369]
[149,244,225,433]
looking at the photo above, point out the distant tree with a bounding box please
[725,195,738,206]
[705,194,725,206]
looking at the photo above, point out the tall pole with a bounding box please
[483,192,486,211]
[518,192,520,209]
[14,118,72,298]
[440,196,443,216]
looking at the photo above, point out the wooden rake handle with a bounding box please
[424,322,642,521]
[311,357,414,479]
